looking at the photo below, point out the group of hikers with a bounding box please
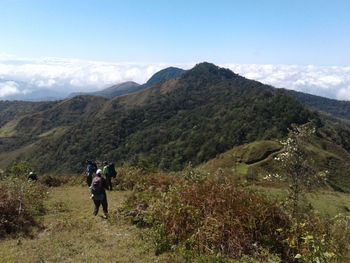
[86,160,117,219]
[25,161,116,219]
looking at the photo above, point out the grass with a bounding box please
[235,163,249,176]
[0,143,36,169]
[37,126,68,139]
[201,140,282,181]
[0,119,18,138]
[251,185,350,217]
[0,185,170,263]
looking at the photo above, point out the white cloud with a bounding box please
[0,81,20,98]
[0,54,350,100]
[224,64,350,100]
[0,56,182,97]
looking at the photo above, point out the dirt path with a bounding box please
[0,186,167,263]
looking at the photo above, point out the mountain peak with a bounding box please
[145,67,185,87]
[186,62,238,81]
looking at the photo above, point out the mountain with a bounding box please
[5,89,66,101]
[92,81,141,97]
[143,67,185,87]
[2,62,350,193]
[284,89,350,121]
[0,63,314,169]
[68,67,185,99]
[68,81,141,98]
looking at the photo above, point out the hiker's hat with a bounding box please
[29,171,34,175]
[96,169,102,175]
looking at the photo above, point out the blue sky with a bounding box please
[0,0,349,65]
[1,0,350,100]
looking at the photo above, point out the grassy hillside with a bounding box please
[1,161,349,262]
[11,63,315,172]
[0,185,170,262]
[0,100,57,127]
[0,174,349,262]
[201,125,350,193]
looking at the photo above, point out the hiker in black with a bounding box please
[102,161,116,191]
[90,169,108,218]
[28,171,38,182]
[86,160,97,187]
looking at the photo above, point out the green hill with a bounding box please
[0,63,316,172]
[201,133,350,193]
[1,62,350,192]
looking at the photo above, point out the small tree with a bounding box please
[277,123,323,218]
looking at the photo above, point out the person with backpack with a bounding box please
[28,171,38,182]
[102,161,116,191]
[86,160,97,187]
[90,169,108,218]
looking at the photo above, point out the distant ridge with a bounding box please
[284,89,350,121]
[68,66,186,99]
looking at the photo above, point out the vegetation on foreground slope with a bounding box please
[0,163,47,238]
[117,165,350,263]
[0,161,350,262]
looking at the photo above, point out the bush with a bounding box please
[5,161,32,178]
[0,177,47,238]
[38,175,71,187]
[122,174,350,262]
[149,178,291,259]
[114,166,178,192]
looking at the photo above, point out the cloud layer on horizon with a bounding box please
[225,64,350,100]
[0,55,350,101]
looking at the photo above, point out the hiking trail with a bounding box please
[0,186,167,263]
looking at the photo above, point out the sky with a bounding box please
[0,0,350,99]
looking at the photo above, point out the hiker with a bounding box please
[86,160,97,187]
[28,171,38,182]
[90,169,108,218]
[102,161,116,191]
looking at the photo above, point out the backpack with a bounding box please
[87,164,94,174]
[91,177,104,200]
[92,162,98,173]
[107,163,117,178]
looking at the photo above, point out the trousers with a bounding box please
[93,195,108,215]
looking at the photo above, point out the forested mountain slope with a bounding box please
[1,62,350,190]
[0,63,315,172]
[285,89,350,121]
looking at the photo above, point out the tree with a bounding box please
[276,123,323,218]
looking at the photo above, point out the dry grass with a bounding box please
[0,186,170,263]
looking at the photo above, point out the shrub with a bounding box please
[114,166,179,192]
[149,178,292,259]
[0,177,47,238]
[38,175,71,187]
[122,174,350,262]
[5,161,32,178]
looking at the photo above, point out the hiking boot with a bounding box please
[102,213,108,219]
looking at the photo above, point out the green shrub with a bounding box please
[5,161,32,178]
[0,177,47,238]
